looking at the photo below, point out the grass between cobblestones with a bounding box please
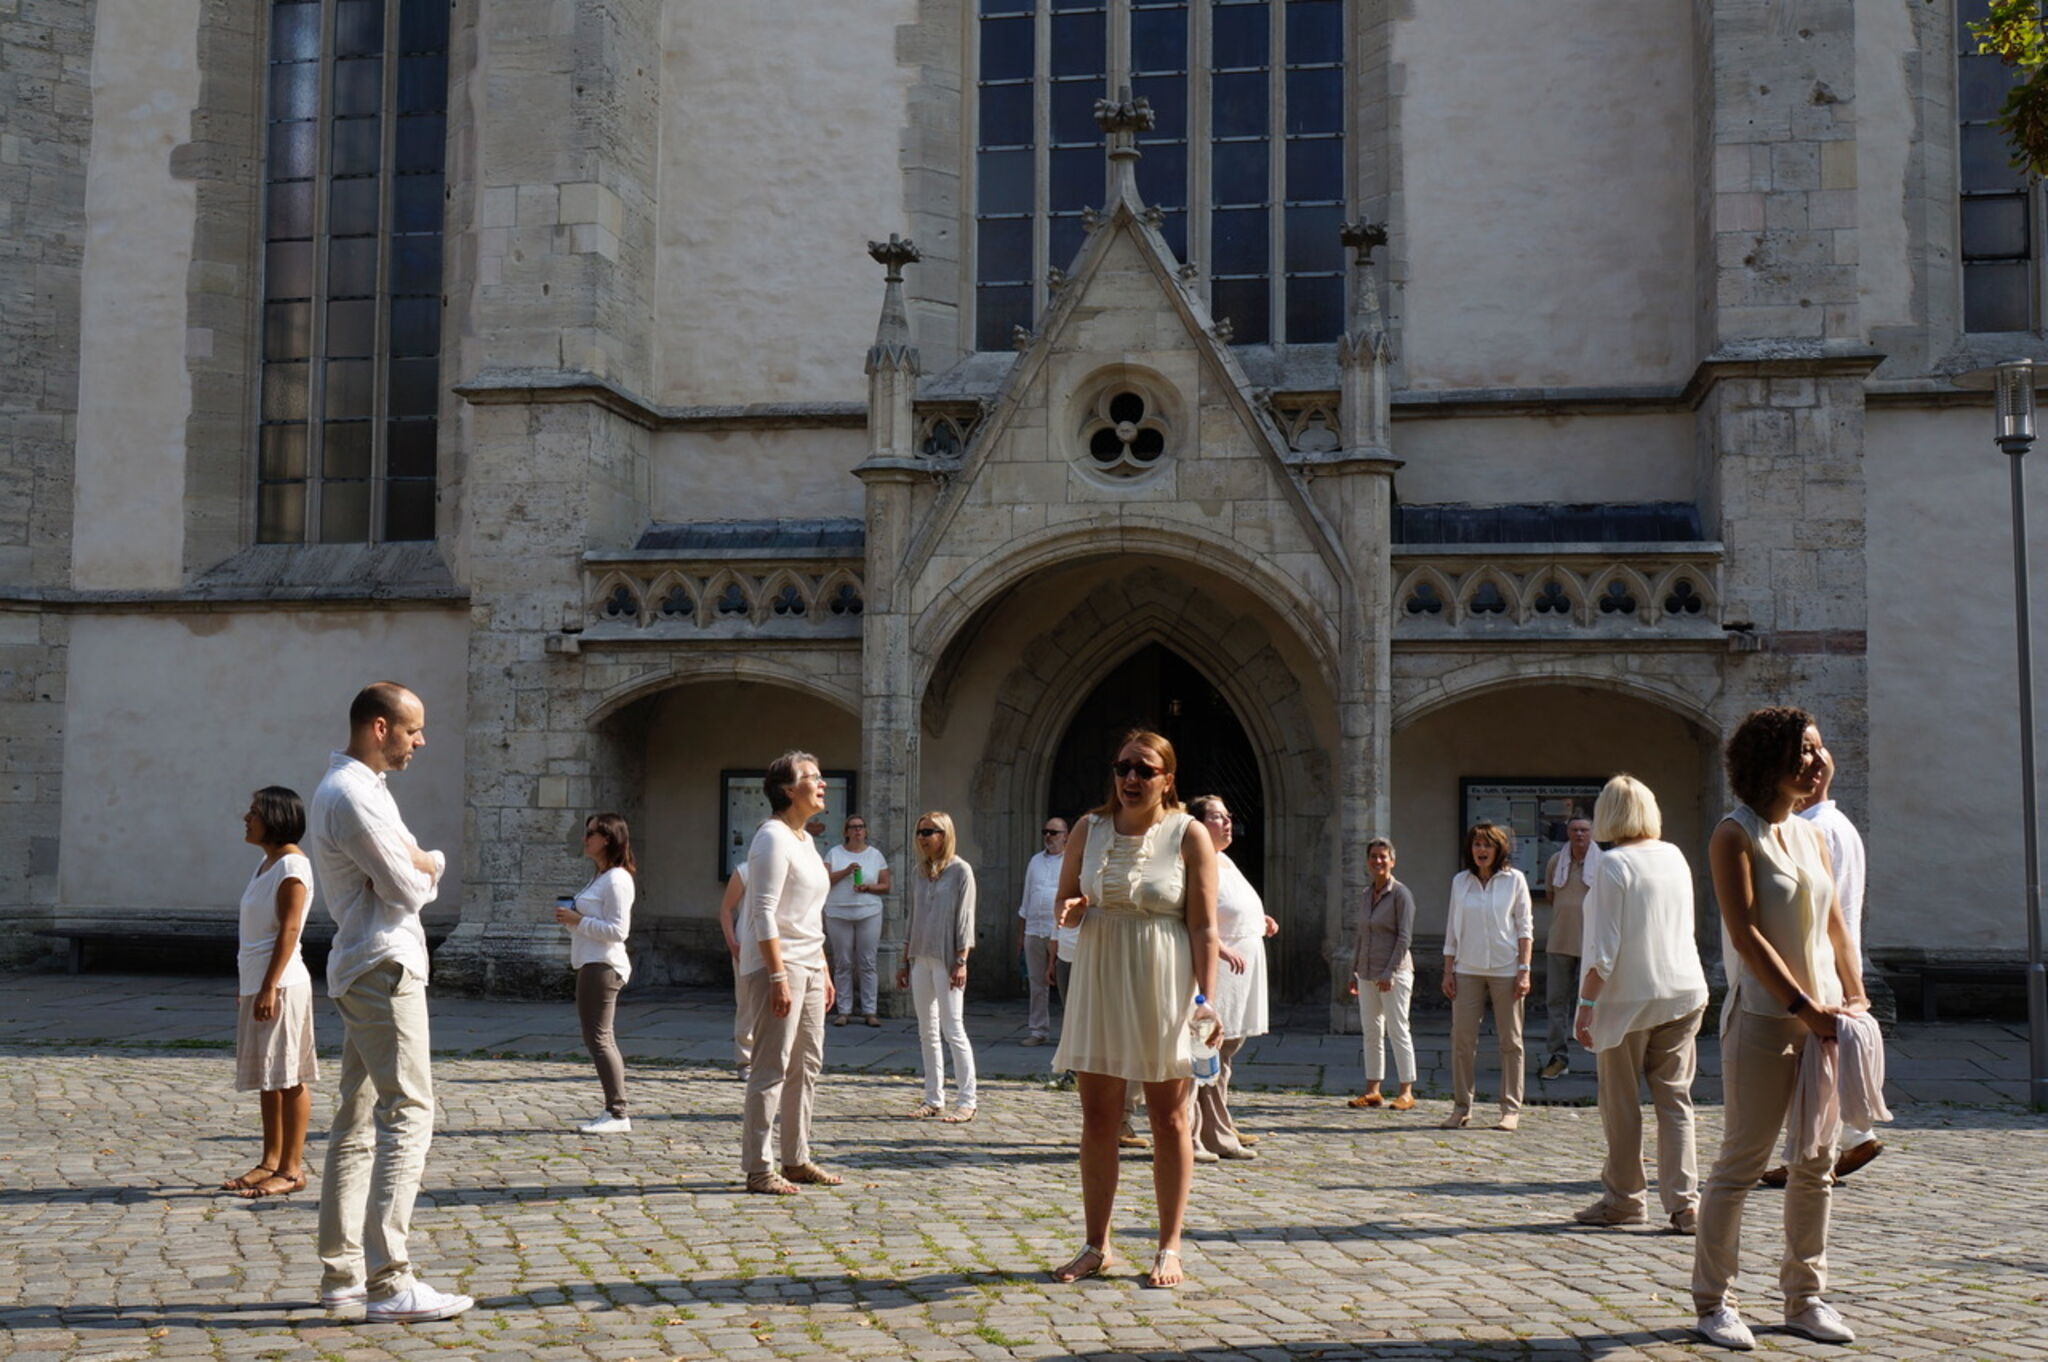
[0,1046,2042,1362]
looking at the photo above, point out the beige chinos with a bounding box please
[1595,1004,1704,1217]
[317,961,435,1299]
[741,961,827,1174]
[1449,972,1524,1117]
[1691,1006,1835,1314]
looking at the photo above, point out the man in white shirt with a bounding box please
[1540,818,1599,1080]
[1017,817,1068,1045]
[309,682,471,1324]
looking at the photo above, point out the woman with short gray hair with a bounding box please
[739,750,842,1195]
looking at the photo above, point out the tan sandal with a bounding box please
[1147,1247,1185,1288]
[907,1102,942,1119]
[941,1106,976,1124]
[1347,1091,1383,1108]
[782,1161,843,1186]
[746,1171,800,1196]
[1051,1244,1110,1282]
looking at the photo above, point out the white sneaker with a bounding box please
[366,1281,475,1324]
[1695,1305,1755,1351]
[319,1284,366,1308]
[578,1114,631,1134]
[1784,1301,1855,1344]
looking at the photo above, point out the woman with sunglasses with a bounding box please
[1049,729,1220,1290]
[897,811,978,1121]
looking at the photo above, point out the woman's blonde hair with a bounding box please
[914,810,957,878]
[1591,773,1662,843]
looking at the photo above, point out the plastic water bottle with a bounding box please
[851,863,863,887]
[1188,994,1221,1086]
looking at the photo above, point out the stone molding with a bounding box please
[580,559,865,640]
[1391,651,1727,734]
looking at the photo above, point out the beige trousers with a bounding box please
[318,961,435,1299]
[1594,1005,1704,1217]
[1692,1006,1836,1314]
[733,961,765,1070]
[1449,971,1525,1116]
[1192,1035,1247,1154]
[741,961,826,1174]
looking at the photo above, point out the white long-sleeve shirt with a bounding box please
[1578,841,1708,1051]
[567,865,635,981]
[310,751,443,995]
[1017,849,1063,937]
[743,818,829,971]
[1443,866,1533,978]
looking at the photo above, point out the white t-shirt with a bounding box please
[823,845,888,921]
[237,852,314,996]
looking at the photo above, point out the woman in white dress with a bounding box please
[1186,794,1275,1160]
[221,786,318,1199]
[1048,729,1220,1289]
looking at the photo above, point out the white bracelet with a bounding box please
[768,971,788,983]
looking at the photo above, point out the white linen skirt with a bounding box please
[235,984,320,1092]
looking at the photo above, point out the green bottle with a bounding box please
[852,863,863,887]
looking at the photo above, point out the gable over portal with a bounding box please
[902,203,1350,673]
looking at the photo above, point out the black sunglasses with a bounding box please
[915,828,941,838]
[1111,760,1163,780]
[1042,827,1063,835]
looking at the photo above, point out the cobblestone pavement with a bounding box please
[1,974,2043,1361]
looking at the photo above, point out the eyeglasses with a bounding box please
[844,824,866,830]
[915,828,941,838]
[1111,760,1163,780]
[1042,827,1064,836]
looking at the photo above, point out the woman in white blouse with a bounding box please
[553,812,638,1135]
[1569,775,1709,1234]
[1441,822,1534,1130]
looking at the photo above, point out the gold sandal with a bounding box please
[1051,1244,1109,1282]
[782,1162,843,1186]
[746,1170,800,1196]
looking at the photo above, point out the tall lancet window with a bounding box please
[974,0,1346,351]
[258,0,448,543]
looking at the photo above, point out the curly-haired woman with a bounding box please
[1692,707,1869,1351]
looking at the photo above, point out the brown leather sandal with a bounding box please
[220,1165,273,1192]
[746,1170,800,1196]
[238,1170,307,1199]
[782,1162,843,1186]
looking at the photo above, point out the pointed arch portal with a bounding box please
[1047,643,1265,899]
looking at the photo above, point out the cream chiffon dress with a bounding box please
[1050,809,1196,1083]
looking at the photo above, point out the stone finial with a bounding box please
[1211,317,1234,343]
[1340,221,1388,268]
[1093,86,1156,141]
[1081,206,1104,234]
[868,233,921,281]
[1095,85,1154,204]
[866,233,921,376]
[1047,266,1068,294]
[1011,324,1034,352]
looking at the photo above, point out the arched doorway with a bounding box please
[1047,643,1266,898]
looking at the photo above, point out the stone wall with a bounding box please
[0,0,94,950]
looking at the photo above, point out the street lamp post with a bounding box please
[1990,358,2048,1112]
